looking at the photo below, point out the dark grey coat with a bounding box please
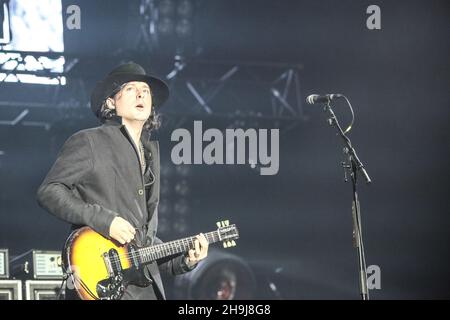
[36,115,193,299]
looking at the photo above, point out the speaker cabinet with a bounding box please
[0,280,22,300]
[0,249,9,278]
[25,280,64,300]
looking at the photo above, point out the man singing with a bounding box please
[36,62,208,300]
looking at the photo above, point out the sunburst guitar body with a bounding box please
[63,220,239,300]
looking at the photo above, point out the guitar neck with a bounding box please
[136,230,220,264]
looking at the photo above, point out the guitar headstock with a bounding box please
[216,220,239,248]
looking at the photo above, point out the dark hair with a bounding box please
[98,84,161,132]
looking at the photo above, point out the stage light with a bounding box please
[158,199,171,215]
[177,0,193,19]
[160,162,173,177]
[173,217,188,234]
[174,250,256,300]
[175,18,192,38]
[4,0,63,52]
[0,0,11,45]
[0,0,65,85]
[174,198,189,215]
[157,17,175,35]
[158,0,175,17]
[161,177,171,195]
[156,199,172,235]
[175,164,190,177]
[157,215,171,235]
[139,0,197,55]
[174,179,189,196]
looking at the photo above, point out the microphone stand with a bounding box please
[323,100,371,300]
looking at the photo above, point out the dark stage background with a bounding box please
[0,0,449,299]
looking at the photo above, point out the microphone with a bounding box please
[306,94,343,105]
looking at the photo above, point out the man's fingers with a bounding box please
[199,234,208,258]
[117,235,126,245]
[120,226,135,239]
[117,217,135,234]
[194,239,200,256]
[119,230,133,243]
[199,233,208,247]
[186,234,210,265]
[126,223,136,235]
[109,217,136,245]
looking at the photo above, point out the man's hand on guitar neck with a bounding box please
[109,217,136,245]
[185,233,209,268]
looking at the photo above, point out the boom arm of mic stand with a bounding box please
[324,104,372,184]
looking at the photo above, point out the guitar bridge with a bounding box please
[102,252,114,277]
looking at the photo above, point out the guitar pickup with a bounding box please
[102,252,114,277]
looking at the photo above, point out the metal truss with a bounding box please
[0,103,66,131]
[0,50,72,85]
[162,57,308,130]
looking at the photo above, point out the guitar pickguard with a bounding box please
[96,245,152,299]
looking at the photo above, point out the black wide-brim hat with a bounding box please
[90,62,169,117]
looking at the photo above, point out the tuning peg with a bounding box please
[231,240,236,246]
[224,220,229,226]
[223,241,228,248]
[216,222,221,228]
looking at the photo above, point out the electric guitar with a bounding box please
[62,220,239,300]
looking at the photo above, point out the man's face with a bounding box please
[108,81,153,123]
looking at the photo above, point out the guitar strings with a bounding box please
[108,231,219,263]
[107,231,222,264]
[108,236,207,265]
[107,226,236,265]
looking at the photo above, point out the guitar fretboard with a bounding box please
[136,230,222,264]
